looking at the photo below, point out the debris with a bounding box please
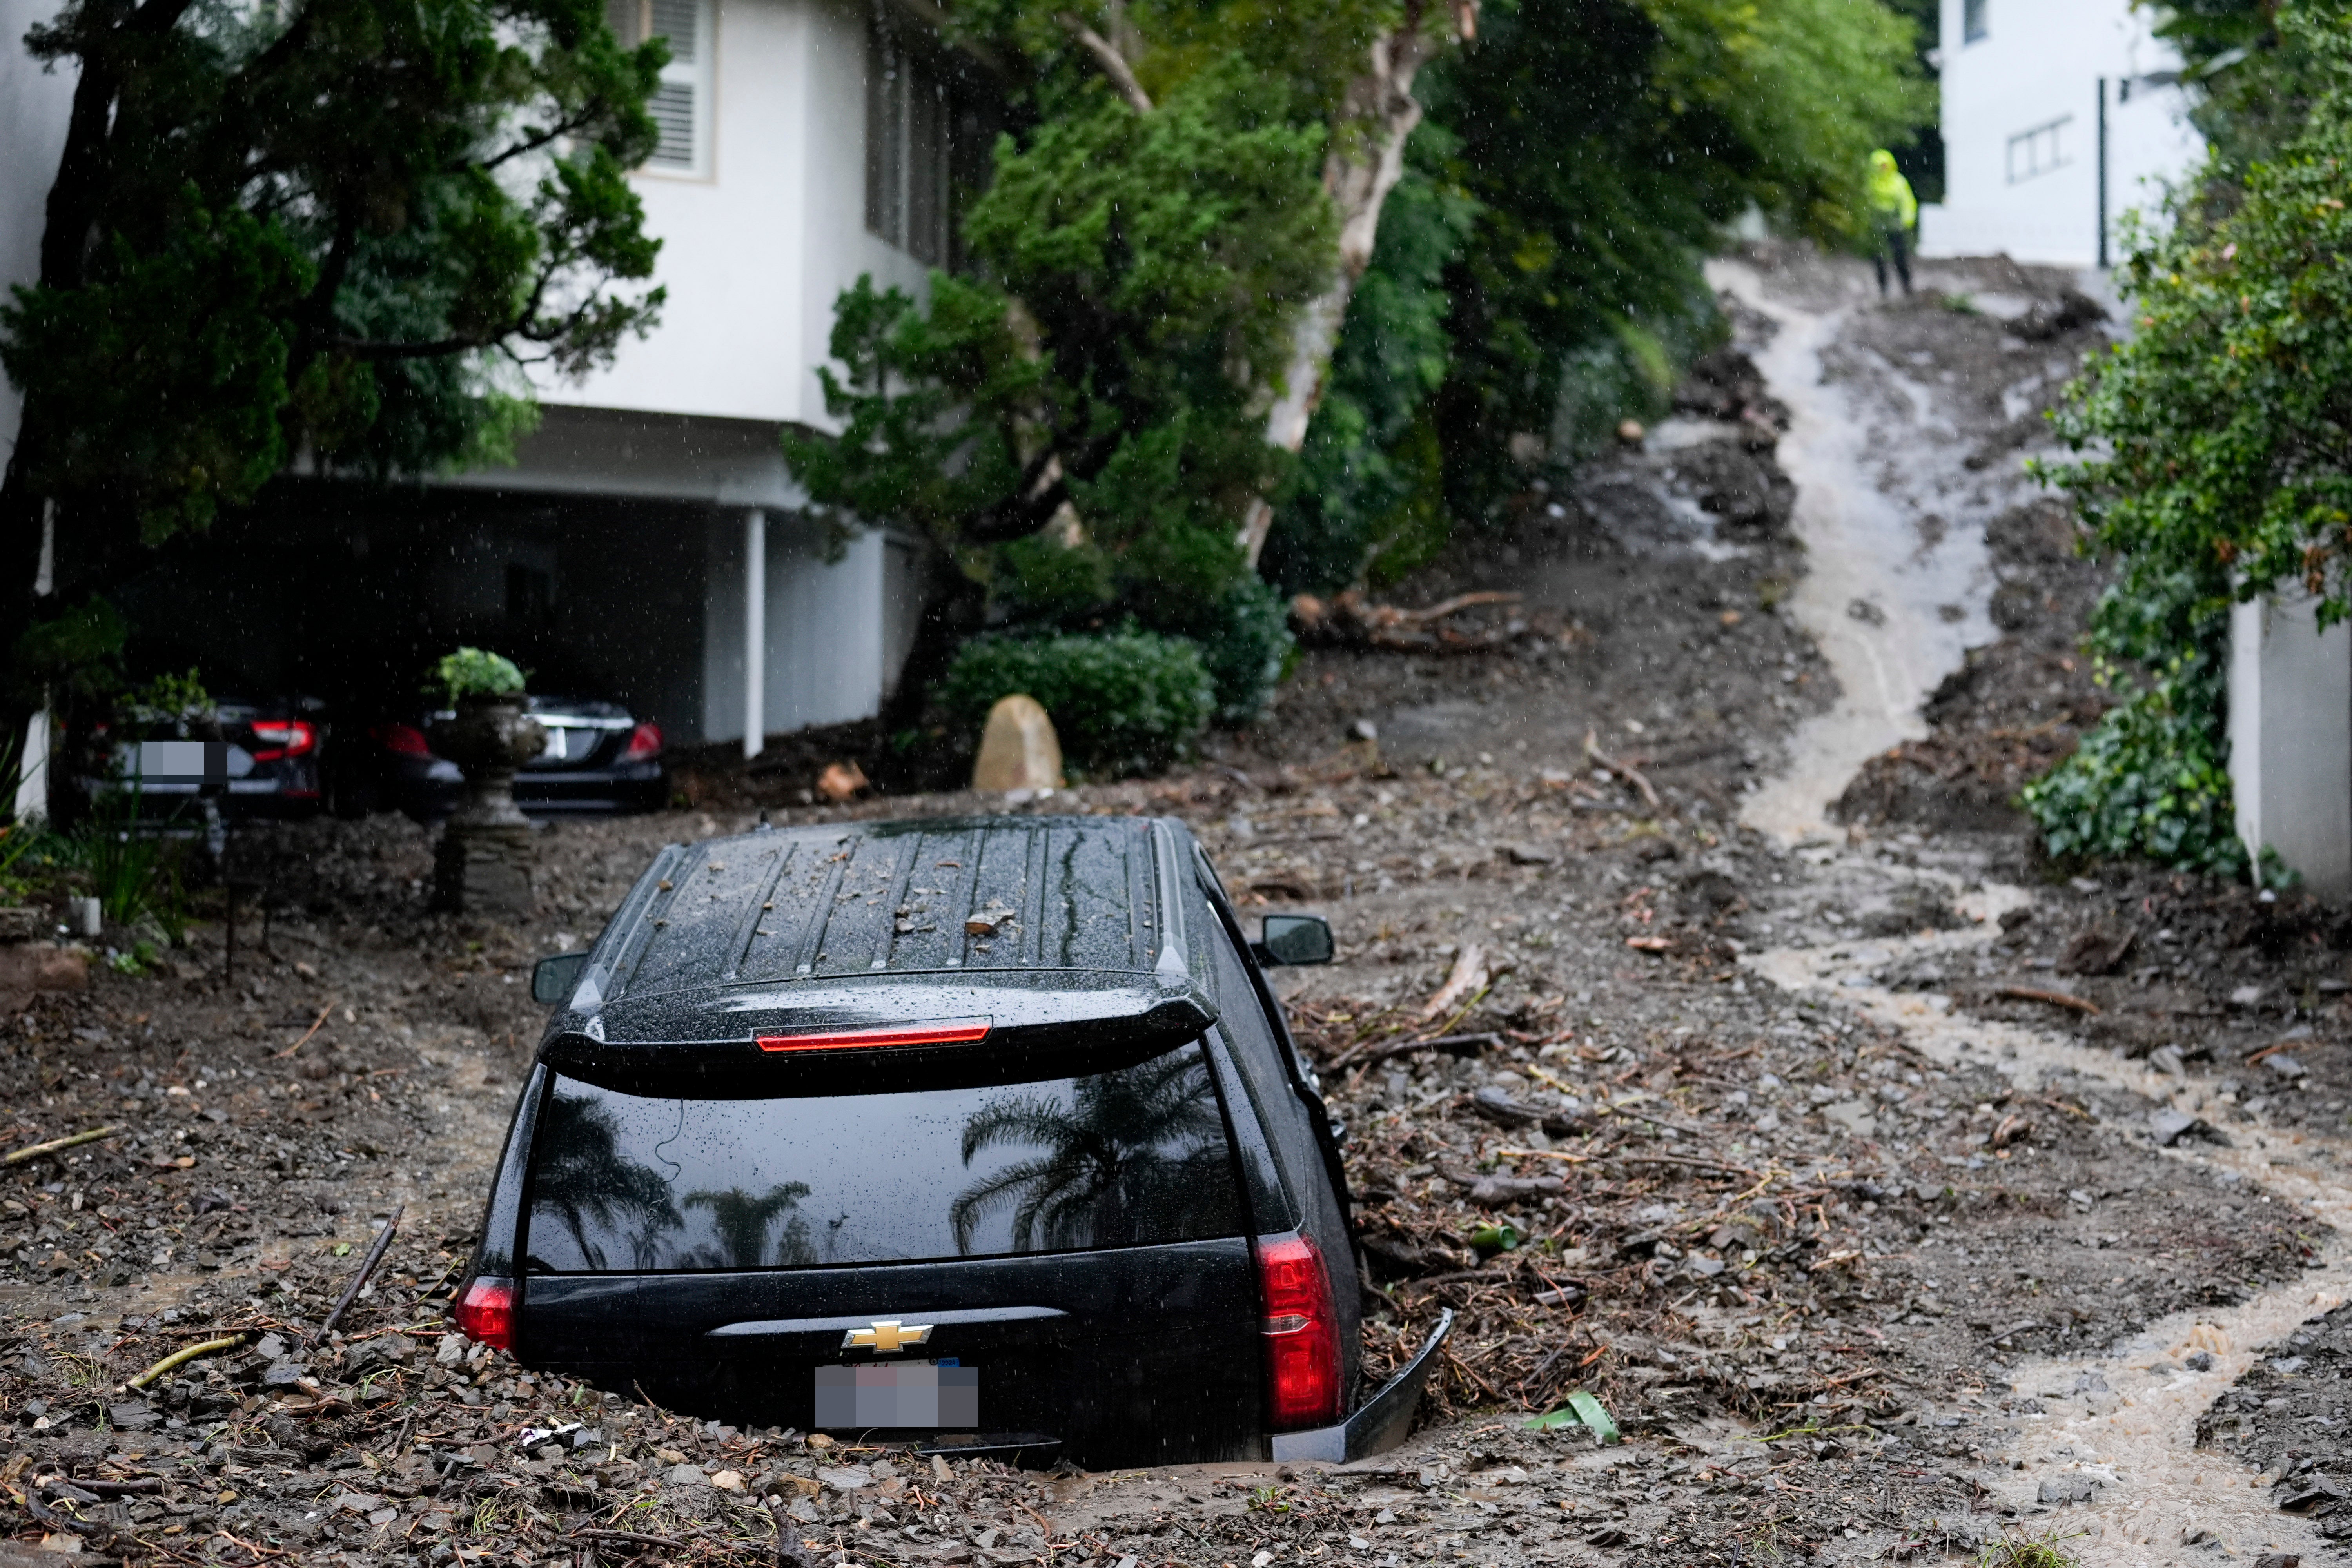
[1290,590,1526,652]
[123,1333,249,1391]
[2148,1108,2228,1147]
[0,1125,122,1166]
[816,760,870,803]
[1995,985,2102,1016]
[1582,729,1660,809]
[2060,923,2138,976]
[2149,1045,2185,1077]
[971,696,1066,793]
[315,1202,404,1342]
[1416,944,1489,1024]
[1328,1031,1500,1073]
[2278,1475,2345,1512]
[1500,842,1560,866]
[2035,1474,2100,1505]
[965,902,1018,936]
[1524,1390,1620,1445]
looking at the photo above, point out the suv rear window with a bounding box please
[523,1041,1243,1272]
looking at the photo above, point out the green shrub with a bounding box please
[428,647,527,704]
[937,632,1215,779]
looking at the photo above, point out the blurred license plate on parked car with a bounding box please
[814,1363,979,1428]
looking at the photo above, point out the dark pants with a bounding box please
[1873,223,1912,296]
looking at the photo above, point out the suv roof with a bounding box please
[542,817,1223,1080]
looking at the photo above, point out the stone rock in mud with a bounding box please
[2149,1108,2228,1147]
[2036,1473,2101,1505]
[2278,1475,2345,1513]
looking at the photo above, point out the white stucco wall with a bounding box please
[543,0,928,428]
[700,511,900,745]
[2230,591,2352,898]
[1918,0,2203,265]
[0,0,77,471]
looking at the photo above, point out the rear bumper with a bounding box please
[1270,1308,1453,1464]
[388,759,666,820]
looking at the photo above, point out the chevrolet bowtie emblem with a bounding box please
[843,1319,934,1354]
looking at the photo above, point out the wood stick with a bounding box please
[126,1333,248,1390]
[1415,944,1486,1024]
[1994,984,2101,1015]
[316,1204,405,1343]
[272,1004,334,1059]
[2,1125,122,1165]
[1330,1032,1501,1074]
[1582,729,1659,809]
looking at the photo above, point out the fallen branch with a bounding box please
[316,1203,405,1343]
[570,1528,694,1552]
[1388,590,1523,625]
[1330,1032,1501,1074]
[1415,944,1487,1024]
[2,1124,122,1165]
[16,1485,111,1547]
[1582,729,1660,809]
[272,1004,334,1059]
[1994,985,2101,1016]
[127,1333,249,1390]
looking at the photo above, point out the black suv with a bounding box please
[456,815,1450,1468]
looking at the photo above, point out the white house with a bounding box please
[1917,0,2204,266]
[0,0,978,753]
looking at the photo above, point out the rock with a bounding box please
[2254,1555,2302,1568]
[0,944,87,998]
[815,762,868,803]
[2184,1351,2214,1372]
[2265,1054,2308,1082]
[710,1469,746,1493]
[2037,1474,2100,1505]
[666,1463,706,1487]
[2149,1045,2185,1077]
[2279,1476,2345,1513]
[1349,718,1378,743]
[106,1400,154,1430]
[1500,842,1559,866]
[1821,1100,1878,1138]
[971,696,1065,793]
[2149,1108,2228,1147]
[817,1465,872,1492]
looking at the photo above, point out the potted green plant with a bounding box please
[424,649,544,914]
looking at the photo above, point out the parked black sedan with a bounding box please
[85,695,329,821]
[456,815,1451,1468]
[338,696,665,821]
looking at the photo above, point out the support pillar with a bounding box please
[744,509,766,760]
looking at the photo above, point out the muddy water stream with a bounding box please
[1706,260,1999,844]
[1752,906,2346,1565]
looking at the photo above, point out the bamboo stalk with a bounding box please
[2,1125,122,1165]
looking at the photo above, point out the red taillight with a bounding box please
[455,1278,515,1350]
[374,723,433,758]
[247,720,316,763]
[1258,1230,1341,1429]
[621,721,662,762]
[756,1020,991,1053]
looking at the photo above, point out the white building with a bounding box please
[1917,0,2204,267]
[0,0,980,751]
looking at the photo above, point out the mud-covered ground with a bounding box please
[2,250,2349,1568]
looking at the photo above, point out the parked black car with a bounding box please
[338,697,665,821]
[84,695,329,822]
[456,815,1450,1468]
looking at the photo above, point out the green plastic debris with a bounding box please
[1466,1223,1521,1255]
[1525,1390,1619,1445]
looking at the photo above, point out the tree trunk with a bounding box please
[1238,3,1468,569]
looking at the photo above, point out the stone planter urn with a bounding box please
[428,694,546,916]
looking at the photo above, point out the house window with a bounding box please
[608,0,715,175]
[866,14,952,265]
[2006,116,2071,183]
[1962,0,1986,42]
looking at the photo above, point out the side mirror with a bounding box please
[532,952,591,1005]
[1253,914,1334,967]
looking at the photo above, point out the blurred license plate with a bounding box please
[815,1362,978,1428]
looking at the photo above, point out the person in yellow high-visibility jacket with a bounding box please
[1867,149,1918,298]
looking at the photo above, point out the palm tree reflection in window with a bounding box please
[683,1183,819,1268]
[949,1047,1237,1254]
[530,1091,683,1270]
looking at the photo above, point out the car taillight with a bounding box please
[455,1278,515,1350]
[620,721,662,762]
[1258,1230,1341,1429]
[246,720,316,762]
[374,722,433,758]
[757,1020,991,1053]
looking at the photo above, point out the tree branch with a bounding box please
[1055,13,1151,113]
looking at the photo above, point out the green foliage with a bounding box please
[1,0,667,547]
[935,630,1216,777]
[72,788,187,931]
[429,647,530,704]
[1268,0,1930,583]
[10,597,127,711]
[2025,7,2352,875]
[786,53,1331,729]
[128,670,213,728]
